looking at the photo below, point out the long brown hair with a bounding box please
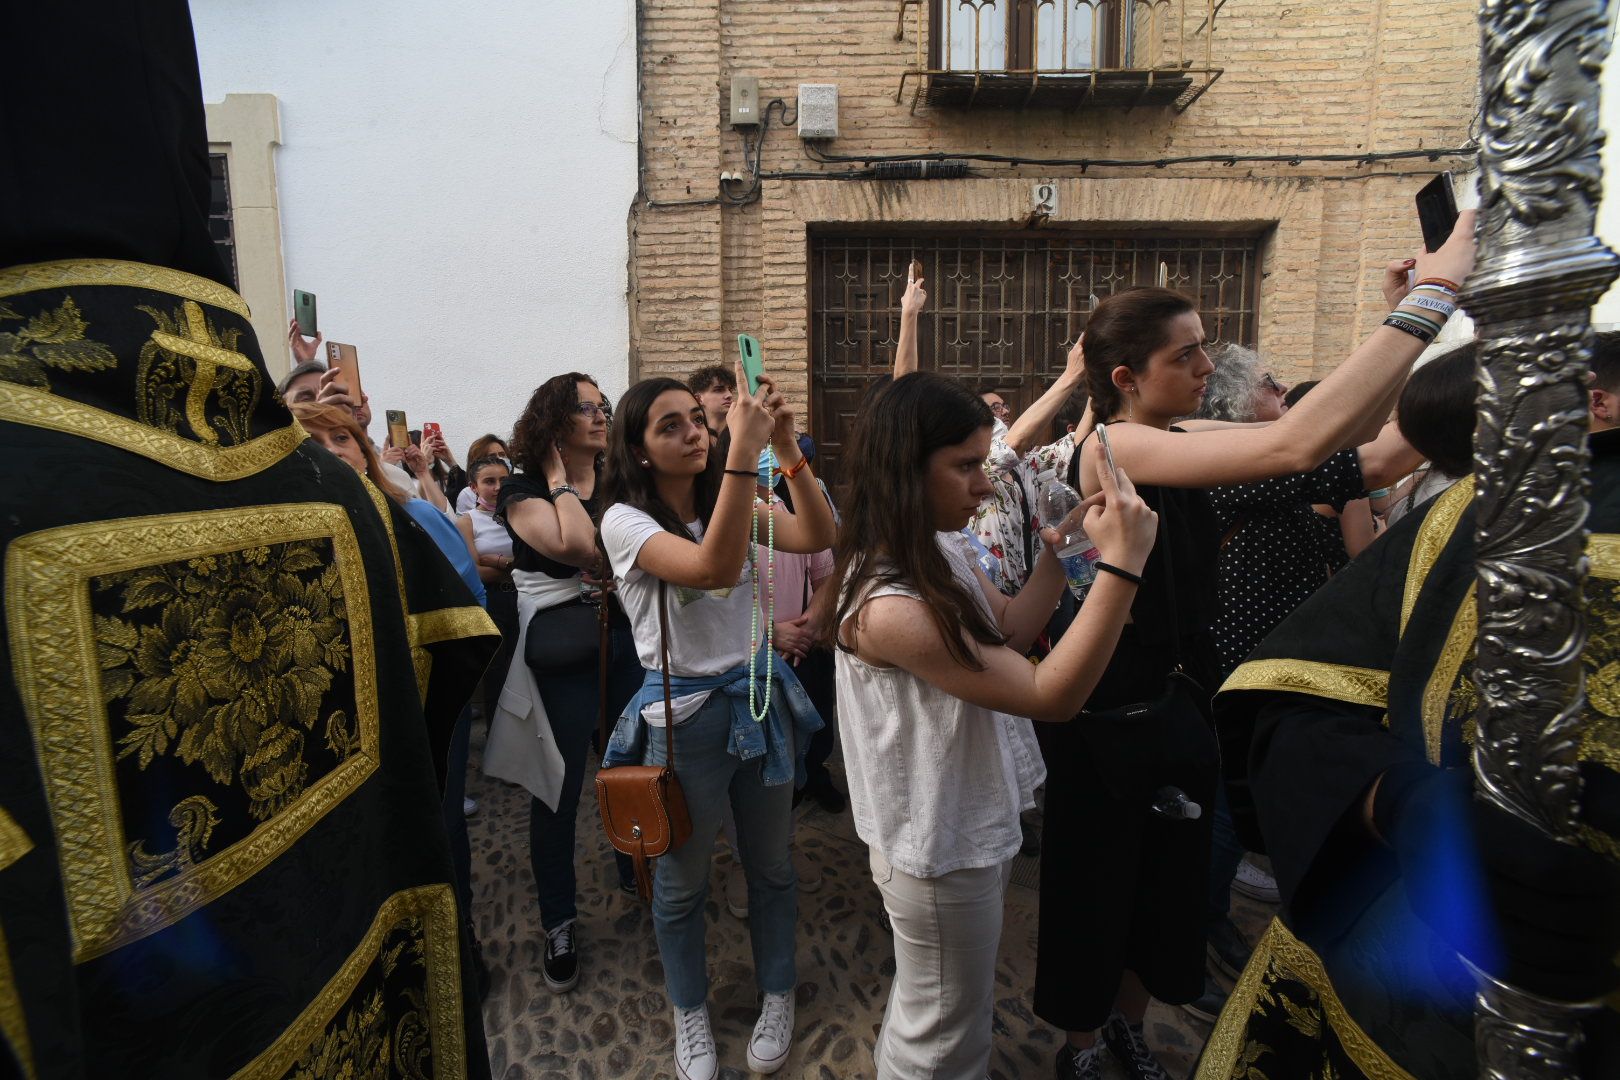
[1082,286,1198,420]
[832,372,1004,670]
[598,377,724,541]
[289,401,408,504]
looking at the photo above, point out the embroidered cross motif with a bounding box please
[148,300,256,445]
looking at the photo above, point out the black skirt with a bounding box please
[1032,623,1219,1031]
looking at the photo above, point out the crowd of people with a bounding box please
[5,7,1620,1080]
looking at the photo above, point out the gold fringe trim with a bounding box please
[1421,582,1477,766]
[1400,481,1473,638]
[0,258,250,319]
[1219,659,1390,708]
[1197,919,1417,1080]
[0,384,304,482]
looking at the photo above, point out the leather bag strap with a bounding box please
[596,599,612,752]
[659,580,675,769]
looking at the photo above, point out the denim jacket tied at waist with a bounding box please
[603,647,824,787]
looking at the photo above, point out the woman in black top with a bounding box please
[481,372,642,995]
[1036,214,1475,1080]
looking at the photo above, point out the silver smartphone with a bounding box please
[1095,423,1120,486]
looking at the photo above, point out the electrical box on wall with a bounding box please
[730,76,759,126]
[798,83,839,140]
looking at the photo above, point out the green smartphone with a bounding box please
[737,333,765,395]
[293,289,317,336]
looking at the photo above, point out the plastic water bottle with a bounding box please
[1039,480,1101,597]
[1149,786,1202,821]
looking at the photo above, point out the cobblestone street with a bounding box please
[467,721,1273,1079]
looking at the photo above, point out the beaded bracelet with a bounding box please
[1384,314,1436,343]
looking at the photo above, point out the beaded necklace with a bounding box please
[748,447,777,723]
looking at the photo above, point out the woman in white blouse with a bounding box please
[832,372,1157,1080]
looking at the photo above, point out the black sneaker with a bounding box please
[1054,1042,1105,1080]
[542,920,579,992]
[808,773,847,814]
[1181,973,1229,1024]
[1206,915,1251,980]
[1101,1013,1172,1080]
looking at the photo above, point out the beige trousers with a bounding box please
[870,848,1016,1079]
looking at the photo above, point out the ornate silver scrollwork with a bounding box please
[1464,1,1619,1076]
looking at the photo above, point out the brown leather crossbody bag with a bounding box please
[594,581,691,901]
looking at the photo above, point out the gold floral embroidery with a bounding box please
[0,296,118,390]
[1219,659,1390,708]
[1197,919,1417,1080]
[232,884,462,1080]
[137,299,260,445]
[93,540,353,823]
[6,506,380,962]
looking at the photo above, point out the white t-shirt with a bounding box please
[600,503,761,724]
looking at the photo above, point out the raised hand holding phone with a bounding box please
[725,358,776,459]
[738,333,766,395]
[1084,458,1157,577]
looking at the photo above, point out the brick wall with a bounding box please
[632,0,1481,412]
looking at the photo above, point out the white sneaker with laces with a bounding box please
[673,1003,717,1080]
[1233,858,1280,903]
[747,990,795,1073]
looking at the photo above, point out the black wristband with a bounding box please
[723,468,757,478]
[1094,561,1143,586]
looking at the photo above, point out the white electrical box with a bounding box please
[798,84,839,140]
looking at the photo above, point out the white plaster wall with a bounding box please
[192,0,639,458]
[1598,18,1620,327]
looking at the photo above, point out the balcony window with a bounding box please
[901,0,1222,112]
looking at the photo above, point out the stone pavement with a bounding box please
[465,720,1274,1079]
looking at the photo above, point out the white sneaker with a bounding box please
[462,796,477,817]
[747,990,795,1073]
[673,1003,718,1080]
[1233,857,1280,903]
[794,848,823,893]
[724,862,749,919]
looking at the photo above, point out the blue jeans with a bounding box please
[530,621,643,930]
[644,693,797,1009]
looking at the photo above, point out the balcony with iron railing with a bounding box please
[895,0,1224,112]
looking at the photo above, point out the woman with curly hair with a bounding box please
[482,372,644,993]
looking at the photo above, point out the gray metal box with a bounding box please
[797,83,839,139]
[729,75,760,126]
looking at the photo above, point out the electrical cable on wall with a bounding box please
[642,91,1480,211]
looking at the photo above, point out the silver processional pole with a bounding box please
[1463,0,1619,1076]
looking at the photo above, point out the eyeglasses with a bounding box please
[987,401,1011,418]
[575,401,613,422]
[1261,373,1284,395]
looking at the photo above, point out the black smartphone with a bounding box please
[1415,173,1458,253]
[293,289,318,336]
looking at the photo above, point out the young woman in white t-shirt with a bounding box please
[832,372,1158,1080]
[597,364,836,1080]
